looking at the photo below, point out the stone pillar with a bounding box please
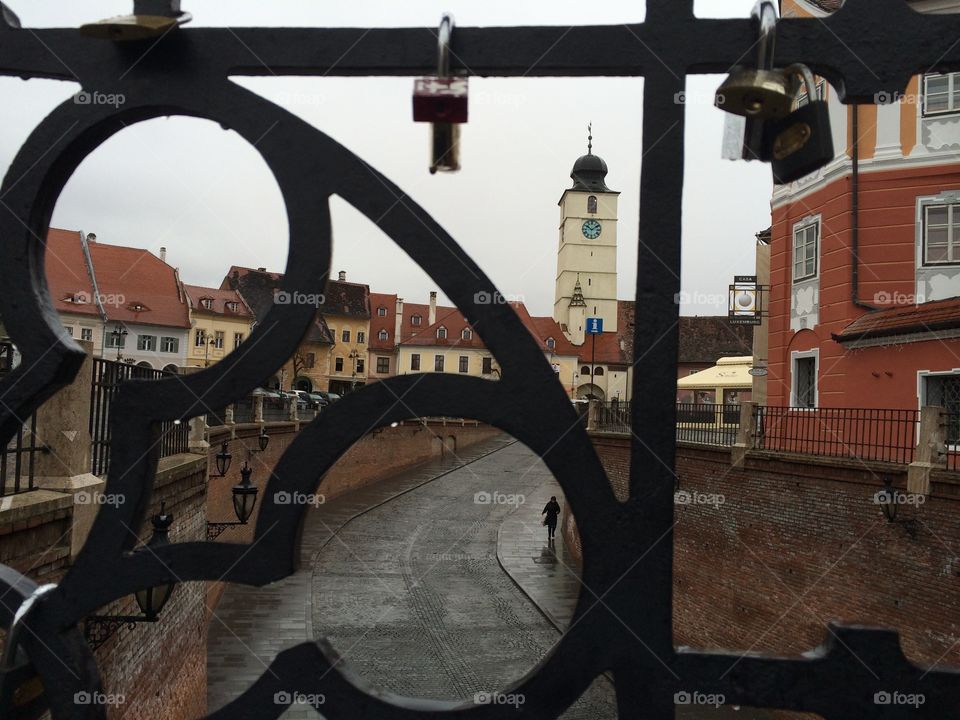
[225,405,234,425]
[587,399,600,432]
[907,405,946,497]
[731,402,758,469]
[189,414,209,455]
[289,398,299,423]
[253,393,264,423]
[32,340,105,559]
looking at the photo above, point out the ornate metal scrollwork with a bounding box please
[0,1,959,718]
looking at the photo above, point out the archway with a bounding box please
[294,376,313,392]
[576,383,605,401]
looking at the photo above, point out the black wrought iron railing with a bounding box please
[675,402,741,447]
[0,341,41,496]
[754,405,920,465]
[90,358,189,476]
[594,400,632,433]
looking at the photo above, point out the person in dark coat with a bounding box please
[542,496,561,542]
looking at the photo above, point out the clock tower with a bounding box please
[553,129,620,346]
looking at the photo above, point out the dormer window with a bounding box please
[127,301,149,313]
[587,195,598,214]
[411,314,422,326]
[437,326,447,340]
[461,328,473,340]
[225,301,239,313]
[546,337,556,350]
[200,297,214,310]
[378,329,389,341]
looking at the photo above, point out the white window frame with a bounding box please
[790,349,819,409]
[160,336,178,353]
[137,334,156,352]
[923,72,960,116]
[214,331,225,349]
[194,330,206,348]
[792,217,820,282]
[437,326,447,340]
[377,306,387,317]
[80,327,93,342]
[918,368,960,449]
[234,332,244,349]
[378,329,389,341]
[922,201,960,265]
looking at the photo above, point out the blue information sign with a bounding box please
[586,317,604,335]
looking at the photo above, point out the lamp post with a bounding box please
[349,349,360,392]
[213,440,232,477]
[84,503,176,650]
[206,461,260,540]
[110,323,128,361]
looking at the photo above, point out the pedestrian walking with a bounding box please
[542,496,561,542]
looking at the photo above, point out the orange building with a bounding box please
[769,0,960,412]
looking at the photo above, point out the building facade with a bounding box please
[182,284,254,368]
[46,229,190,371]
[323,272,371,395]
[769,0,960,411]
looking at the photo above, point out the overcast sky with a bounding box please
[2,1,772,318]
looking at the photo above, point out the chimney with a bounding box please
[159,246,167,263]
[394,297,403,341]
[338,270,346,282]
[429,291,437,326]
[87,233,97,243]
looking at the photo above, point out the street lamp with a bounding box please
[110,323,128,361]
[84,503,176,649]
[349,349,360,392]
[258,430,269,452]
[206,462,260,540]
[213,440,232,477]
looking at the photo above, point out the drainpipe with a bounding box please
[79,230,110,355]
[851,104,879,312]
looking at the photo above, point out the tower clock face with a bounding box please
[582,219,602,239]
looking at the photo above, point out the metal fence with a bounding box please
[754,406,920,465]
[676,402,741,447]
[90,358,190,476]
[0,341,41,496]
[944,411,960,472]
[594,400,631,433]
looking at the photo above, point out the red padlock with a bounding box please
[412,14,467,173]
[413,77,469,124]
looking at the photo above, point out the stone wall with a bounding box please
[586,434,960,690]
[92,453,208,720]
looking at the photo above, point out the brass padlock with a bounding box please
[766,64,835,184]
[715,0,794,121]
[80,1,191,41]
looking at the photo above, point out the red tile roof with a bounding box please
[45,228,101,319]
[45,229,190,328]
[369,292,397,351]
[182,284,252,318]
[834,296,960,343]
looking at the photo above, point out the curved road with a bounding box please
[310,439,616,717]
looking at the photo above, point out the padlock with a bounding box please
[412,14,467,173]
[715,0,794,122]
[80,0,191,41]
[765,64,834,184]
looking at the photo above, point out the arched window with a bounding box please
[587,195,598,214]
[461,328,473,340]
[437,326,447,339]
[581,366,591,376]
[378,329,389,341]
[546,337,555,350]
[594,367,605,376]
[411,314,422,326]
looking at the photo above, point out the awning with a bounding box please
[676,356,753,390]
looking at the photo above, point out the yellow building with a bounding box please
[183,285,254,368]
[321,272,371,395]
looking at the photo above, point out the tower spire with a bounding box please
[569,274,587,308]
[587,122,593,155]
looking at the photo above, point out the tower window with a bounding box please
[587,195,598,213]
[594,306,597,314]
[588,278,591,286]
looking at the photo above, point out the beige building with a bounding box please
[324,272,371,395]
[182,285,254,368]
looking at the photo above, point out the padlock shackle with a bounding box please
[784,63,819,101]
[437,13,454,78]
[752,0,778,72]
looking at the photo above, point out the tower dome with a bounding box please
[570,125,611,192]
